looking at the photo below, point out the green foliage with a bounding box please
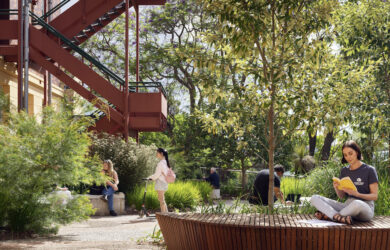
[90,133,158,193]
[139,132,171,149]
[191,181,213,203]
[137,225,165,246]
[281,177,306,196]
[127,182,160,211]
[0,108,101,233]
[165,182,201,209]
[220,178,244,198]
[0,88,9,123]
[303,162,341,199]
[375,176,390,216]
[127,181,207,210]
[334,0,390,161]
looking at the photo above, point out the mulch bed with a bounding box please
[0,227,38,241]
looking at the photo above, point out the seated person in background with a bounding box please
[101,159,119,216]
[249,165,288,205]
[51,186,72,205]
[204,167,220,199]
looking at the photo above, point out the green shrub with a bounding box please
[191,181,213,202]
[303,161,341,199]
[0,88,9,123]
[165,181,201,209]
[90,133,158,193]
[281,177,306,195]
[0,108,102,233]
[375,175,390,215]
[221,178,243,198]
[127,181,204,210]
[127,182,160,211]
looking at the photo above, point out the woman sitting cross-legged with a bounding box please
[310,140,378,225]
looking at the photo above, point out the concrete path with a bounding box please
[0,215,163,250]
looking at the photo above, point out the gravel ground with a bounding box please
[0,215,163,250]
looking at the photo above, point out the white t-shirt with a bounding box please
[149,159,168,183]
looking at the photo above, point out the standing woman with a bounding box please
[148,148,170,213]
[101,159,119,216]
[310,140,379,224]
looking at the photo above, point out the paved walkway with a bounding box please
[0,215,162,250]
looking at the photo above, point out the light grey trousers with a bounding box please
[310,195,374,221]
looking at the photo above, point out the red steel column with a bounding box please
[43,0,47,106]
[135,4,140,144]
[17,0,23,111]
[124,0,130,141]
[135,4,139,87]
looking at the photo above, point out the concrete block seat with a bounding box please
[87,192,126,216]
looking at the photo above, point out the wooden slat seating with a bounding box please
[156,213,390,250]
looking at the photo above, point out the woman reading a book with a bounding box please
[310,140,378,225]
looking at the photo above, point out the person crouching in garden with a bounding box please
[101,159,119,216]
[148,148,170,213]
[310,140,378,225]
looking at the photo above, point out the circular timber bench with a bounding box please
[156,213,390,250]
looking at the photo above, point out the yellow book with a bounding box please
[332,176,357,191]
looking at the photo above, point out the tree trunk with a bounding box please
[388,138,390,174]
[320,130,335,161]
[267,104,275,211]
[241,158,247,190]
[189,86,196,114]
[308,130,316,156]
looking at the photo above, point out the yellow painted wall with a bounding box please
[0,57,64,117]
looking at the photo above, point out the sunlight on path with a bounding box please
[0,215,161,250]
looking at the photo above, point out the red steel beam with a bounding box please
[49,0,126,41]
[0,20,18,40]
[29,25,125,111]
[0,45,17,55]
[48,0,165,44]
[124,0,130,140]
[17,1,22,112]
[30,47,124,125]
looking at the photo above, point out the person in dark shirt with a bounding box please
[310,140,378,225]
[249,165,286,205]
[205,167,220,199]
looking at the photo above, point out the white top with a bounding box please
[149,159,168,183]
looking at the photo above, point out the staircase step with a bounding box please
[76,32,89,39]
[72,36,80,44]
[100,14,111,21]
[107,10,118,15]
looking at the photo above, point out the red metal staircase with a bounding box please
[0,0,167,137]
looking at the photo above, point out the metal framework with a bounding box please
[0,0,167,140]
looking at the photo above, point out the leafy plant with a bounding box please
[190,181,213,203]
[127,182,160,211]
[375,176,390,216]
[281,177,306,196]
[137,225,165,247]
[303,161,341,199]
[90,133,158,193]
[127,181,205,211]
[0,107,101,233]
